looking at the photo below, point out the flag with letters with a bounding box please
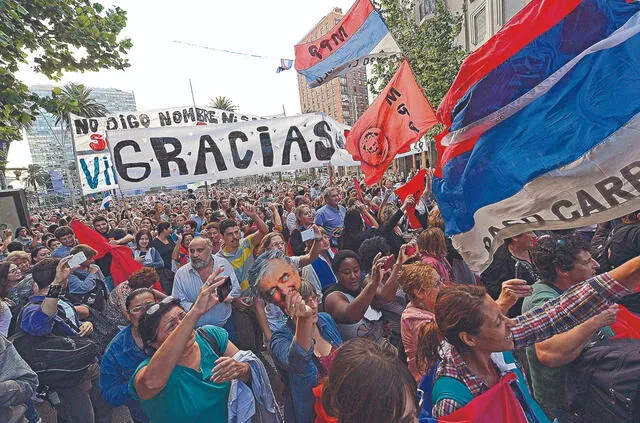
[433,0,640,272]
[294,0,400,88]
[345,59,438,185]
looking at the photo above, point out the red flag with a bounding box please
[395,169,427,229]
[353,177,364,201]
[345,59,438,185]
[70,220,143,286]
[611,305,640,340]
[440,373,528,423]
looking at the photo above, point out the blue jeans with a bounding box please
[223,316,238,345]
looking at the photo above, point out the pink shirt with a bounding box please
[401,303,435,382]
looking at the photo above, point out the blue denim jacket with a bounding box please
[270,312,343,423]
[100,325,148,423]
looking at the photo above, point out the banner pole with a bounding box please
[69,116,88,215]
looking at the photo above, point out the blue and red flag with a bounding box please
[294,0,400,88]
[432,0,640,271]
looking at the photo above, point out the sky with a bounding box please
[8,0,355,168]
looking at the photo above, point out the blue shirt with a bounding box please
[100,325,148,422]
[314,204,346,246]
[20,295,79,337]
[172,255,241,327]
[270,313,343,423]
[191,215,205,232]
[51,245,73,258]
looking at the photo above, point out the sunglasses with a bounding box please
[128,300,157,314]
[145,296,179,315]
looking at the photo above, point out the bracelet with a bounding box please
[46,284,63,298]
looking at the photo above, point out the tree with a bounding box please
[38,83,108,204]
[209,96,238,112]
[369,0,467,109]
[24,164,50,206]
[0,0,132,184]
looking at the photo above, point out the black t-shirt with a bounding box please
[151,237,176,270]
[609,223,640,268]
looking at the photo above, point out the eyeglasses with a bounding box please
[128,301,157,314]
[145,296,179,315]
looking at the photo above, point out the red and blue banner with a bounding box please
[294,0,400,88]
[432,0,640,271]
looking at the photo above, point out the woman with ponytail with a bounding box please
[418,255,640,420]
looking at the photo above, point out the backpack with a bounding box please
[591,226,616,272]
[63,271,107,312]
[10,297,100,388]
[566,338,640,422]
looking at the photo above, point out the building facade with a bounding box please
[416,0,531,52]
[26,85,136,198]
[297,7,369,126]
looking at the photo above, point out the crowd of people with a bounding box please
[1,172,640,423]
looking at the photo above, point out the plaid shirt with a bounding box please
[433,272,631,417]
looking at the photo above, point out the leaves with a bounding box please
[369,0,467,109]
[0,0,132,174]
[209,96,238,112]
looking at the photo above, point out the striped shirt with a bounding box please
[216,236,256,296]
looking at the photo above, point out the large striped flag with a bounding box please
[433,0,640,272]
[294,0,400,88]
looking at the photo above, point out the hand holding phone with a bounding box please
[216,277,232,301]
[69,251,87,268]
[301,228,315,242]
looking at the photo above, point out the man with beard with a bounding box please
[93,216,134,291]
[171,237,240,336]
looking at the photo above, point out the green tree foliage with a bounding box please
[0,0,132,172]
[369,0,467,109]
[43,83,108,126]
[209,96,238,112]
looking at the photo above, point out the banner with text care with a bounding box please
[106,113,348,190]
[70,106,274,194]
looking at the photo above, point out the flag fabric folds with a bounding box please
[70,220,143,286]
[345,59,438,185]
[611,305,640,340]
[294,0,400,88]
[276,59,294,73]
[438,373,529,423]
[395,169,427,229]
[100,192,112,210]
[432,0,640,272]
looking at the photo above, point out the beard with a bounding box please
[191,256,210,270]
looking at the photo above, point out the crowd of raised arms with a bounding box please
[1,172,640,423]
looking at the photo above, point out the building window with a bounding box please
[502,0,524,25]
[472,4,487,45]
[416,0,436,22]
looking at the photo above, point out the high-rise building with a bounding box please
[26,85,136,197]
[415,0,531,52]
[297,7,369,126]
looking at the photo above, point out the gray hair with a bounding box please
[248,249,293,298]
[323,187,336,199]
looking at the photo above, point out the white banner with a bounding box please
[107,113,348,190]
[71,106,276,194]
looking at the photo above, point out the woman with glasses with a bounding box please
[250,251,343,423]
[100,288,163,423]
[131,272,251,423]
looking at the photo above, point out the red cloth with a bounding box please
[611,305,640,340]
[395,169,427,229]
[70,220,143,286]
[440,373,528,423]
[313,383,338,423]
[345,59,438,185]
[353,177,364,201]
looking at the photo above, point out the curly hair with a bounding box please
[399,262,441,299]
[128,267,159,289]
[531,234,590,284]
[357,236,390,273]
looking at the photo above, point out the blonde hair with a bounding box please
[6,251,30,265]
[399,263,441,299]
